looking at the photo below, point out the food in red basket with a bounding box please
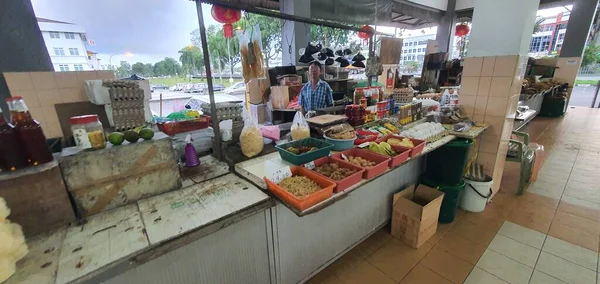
[345,156,376,168]
[388,137,415,148]
[315,163,357,181]
[278,176,321,197]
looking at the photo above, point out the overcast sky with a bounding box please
[30,0,572,65]
[31,0,220,64]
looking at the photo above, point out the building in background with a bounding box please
[400,33,436,63]
[529,12,569,57]
[37,17,94,71]
[87,50,102,70]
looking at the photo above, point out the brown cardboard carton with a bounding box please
[246,77,270,104]
[380,37,403,64]
[391,184,444,248]
[250,104,267,124]
[271,85,302,109]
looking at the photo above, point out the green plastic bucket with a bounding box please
[420,177,465,224]
[424,138,473,185]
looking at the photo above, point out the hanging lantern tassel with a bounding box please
[223,23,234,38]
[455,24,470,37]
[358,25,375,45]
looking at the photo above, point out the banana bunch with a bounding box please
[369,126,393,135]
[368,142,396,156]
[383,123,399,133]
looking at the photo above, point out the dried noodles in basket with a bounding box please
[240,24,265,83]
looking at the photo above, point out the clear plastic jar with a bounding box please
[70,115,106,150]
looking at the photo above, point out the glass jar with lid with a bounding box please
[70,115,106,150]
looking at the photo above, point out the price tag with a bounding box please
[357,142,370,148]
[266,166,292,184]
[303,161,315,170]
[341,153,348,161]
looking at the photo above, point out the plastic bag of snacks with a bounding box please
[290,111,310,140]
[240,111,264,158]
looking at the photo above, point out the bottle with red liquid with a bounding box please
[0,107,28,171]
[6,97,53,165]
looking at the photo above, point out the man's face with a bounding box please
[309,64,320,81]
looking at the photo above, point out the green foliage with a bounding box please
[131,62,154,77]
[242,14,282,67]
[153,57,182,77]
[403,61,420,73]
[115,61,132,78]
[582,44,600,67]
[309,25,362,52]
[178,46,204,76]
[190,25,240,74]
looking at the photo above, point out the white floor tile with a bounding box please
[476,249,533,284]
[529,270,567,284]
[528,187,564,200]
[464,267,509,284]
[561,195,600,211]
[497,221,546,249]
[488,234,540,267]
[543,236,598,271]
[536,252,596,284]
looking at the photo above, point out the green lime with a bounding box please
[124,131,140,143]
[108,132,125,145]
[139,128,154,140]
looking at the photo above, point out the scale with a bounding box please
[305,114,352,137]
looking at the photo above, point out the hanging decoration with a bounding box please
[211,5,241,38]
[455,24,470,37]
[358,25,375,44]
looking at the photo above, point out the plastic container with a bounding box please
[264,166,335,211]
[378,135,426,157]
[424,138,473,185]
[385,146,411,167]
[0,108,27,171]
[420,177,465,224]
[276,137,334,165]
[310,156,365,192]
[6,96,53,166]
[331,148,390,179]
[461,176,493,212]
[157,115,210,136]
[70,114,106,150]
[354,129,378,145]
[323,135,356,151]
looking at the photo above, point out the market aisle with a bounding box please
[307,107,600,284]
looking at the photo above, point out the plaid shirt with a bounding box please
[299,79,333,111]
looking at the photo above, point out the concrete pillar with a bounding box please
[435,0,457,54]
[280,0,310,66]
[554,0,599,101]
[459,0,539,195]
[0,0,53,114]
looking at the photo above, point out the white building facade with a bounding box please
[37,18,92,72]
[400,33,436,63]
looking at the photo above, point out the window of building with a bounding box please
[558,33,565,41]
[557,23,567,30]
[49,31,60,39]
[58,64,70,71]
[413,49,416,53]
[69,48,80,56]
[409,42,413,46]
[404,42,408,47]
[73,64,84,71]
[64,32,76,39]
[529,35,552,53]
[53,47,65,56]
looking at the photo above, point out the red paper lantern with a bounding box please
[358,25,375,40]
[455,24,470,37]
[211,5,241,39]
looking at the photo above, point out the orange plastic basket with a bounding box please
[264,166,335,211]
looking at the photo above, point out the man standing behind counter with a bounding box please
[299,61,333,113]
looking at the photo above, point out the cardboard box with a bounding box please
[391,184,444,248]
[270,85,302,109]
[380,37,403,64]
[246,77,270,104]
[250,104,268,124]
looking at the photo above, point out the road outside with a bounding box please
[569,85,599,107]
[148,90,246,116]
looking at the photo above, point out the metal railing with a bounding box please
[578,64,600,75]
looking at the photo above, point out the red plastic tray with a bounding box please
[354,129,379,145]
[309,156,365,193]
[331,148,390,179]
[386,147,411,167]
[378,135,427,157]
[264,166,335,211]
[156,115,210,136]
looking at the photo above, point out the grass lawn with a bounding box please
[575,79,599,85]
[149,77,242,88]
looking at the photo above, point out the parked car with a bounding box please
[152,84,169,90]
[213,84,225,92]
[223,81,246,96]
[185,86,203,93]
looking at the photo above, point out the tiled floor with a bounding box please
[307,107,600,284]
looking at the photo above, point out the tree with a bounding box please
[178,46,204,76]
[115,61,132,78]
[153,57,182,76]
[144,63,154,77]
[309,25,362,52]
[241,14,282,67]
[582,44,600,67]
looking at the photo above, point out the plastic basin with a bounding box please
[276,137,334,165]
[324,135,356,151]
[310,156,365,193]
[331,148,390,179]
[264,166,335,211]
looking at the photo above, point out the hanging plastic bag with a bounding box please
[240,111,264,158]
[290,111,310,140]
[239,24,265,82]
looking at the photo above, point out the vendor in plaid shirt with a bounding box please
[299,61,333,113]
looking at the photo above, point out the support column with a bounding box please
[459,0,539,195]
[0,0,53,114]
[555,0,598,101]
[280,0,310,66]
[435,0,457,54]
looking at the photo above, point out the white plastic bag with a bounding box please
[240,112,264,158]
[290,111,310,140]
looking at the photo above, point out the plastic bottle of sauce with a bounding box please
[0,108,28,171]
[6,97,53,165]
